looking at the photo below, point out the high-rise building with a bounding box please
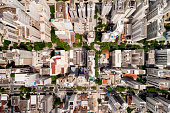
[132,0,149,21]
[41,95,53,113]
[131,18,147,41]
[147,68,170,78]
[132,95,147,113]
[147,19,165,41]
[111,0,125,24]
[87,1,95,20]
[111,50,122,68]
[2,0,25,10]
[69,0,78,19]
[147,77,170,89]
[101,0,112,16]
[121,50,145,67]
[70,47,87,67]
[124,0,136,18]
[68,94,77,113]
[146,96,170,113]
[146,0,165,23]
[87,50,95,78]
[121,68,146,75]
[123,78,146,90]
[78,0,86,19]
[146,97,163,113]
[108,91,128,113]
[155,49,170,66]
[163,0,170,15]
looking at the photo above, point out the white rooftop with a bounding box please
[31,95,37,105]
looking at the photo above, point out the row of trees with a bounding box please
[13,42,52,51]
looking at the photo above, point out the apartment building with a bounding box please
[102,69,122,85]
[163,0,170,14]
[121,68,146,75]
[35,0,51,42]
[101,0,112,16]
[101,32,118,42]
[146,96,170,113]
[155,96,170,113]
[40,95,53,113]
[124,78,146,90]
[11,94,53,113]
[99,50,110,68]
[111,50,122,68]
[147,68,170,78]
[87,1,95,20]
[155,49,170,66]
[87,32,95,44]
[146,0,164,23]
[56,74,76,88]
[132,95,147,113]
[12,66,33,73]
[108,91,128,113]
[0,94,8,113]
[78,0,86,19]
[69,0,78,19]
[69,94,77,113]
[131,18,147,41]
[132,0,149,21]
[87,50,95,78]
[147,19,165,41]
[111,0,125,24]
[2,0,24,10]
[121,50,145,67]
[0,50,13,66]
[0,0,51,42]
[32,50,51,67]
[124,0,136,18]
[70,47,87,66]
[146,50,155,65]
[147,77,170,89]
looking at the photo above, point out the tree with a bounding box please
[27,46,33,51]
[0,87,5,92]
[77,86,83,91]
[10,73,15,78]
[98,99,101,104]
[50,87,54,91]
[51,76,59,85]
[54,98,61,106]
[50,5,55,20]
[50,50,55,58]
[95,79,102,85]
[92,86,96,90]
[19,86,31,94]
[13,43,18,49]
[34,42,45,51]
[127,107,133,113]
[2,40,11,50]
[26,93,30,99]
[51,27,56,43]
[46,42,52,48]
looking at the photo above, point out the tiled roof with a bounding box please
[102,79,108,84]
[51,59,56,74]
[102,50,109,59]
[123,74,137,80]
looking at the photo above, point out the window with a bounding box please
[70,102,73,105]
